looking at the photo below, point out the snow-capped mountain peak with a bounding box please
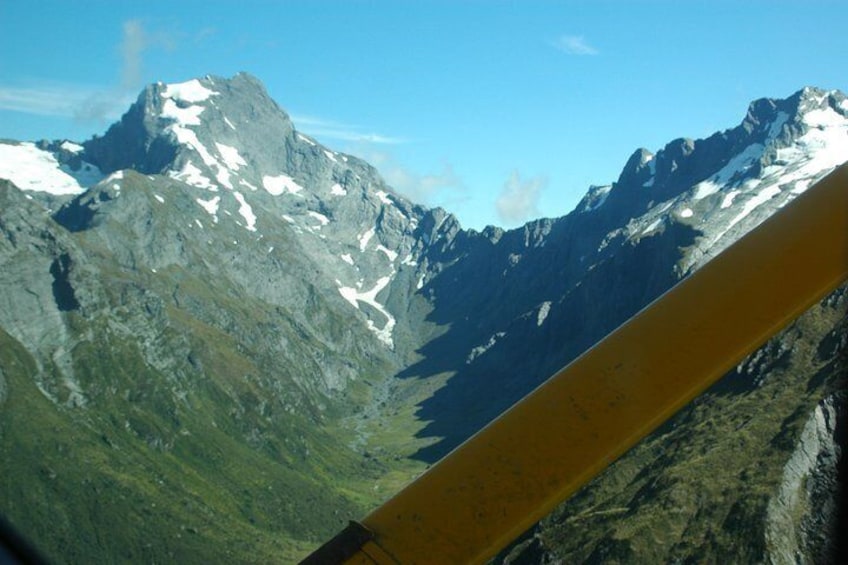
[80,73,466,351]
[608,88,848,270]
[576,86,847,273]
[1,78,845,354]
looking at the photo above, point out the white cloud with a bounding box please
[496,170,547,225]
[293,114,406,145]
[0,83,135,125]
[194,27,217,44]
[120,20,146,90]
[0,20,176,123]
[119,19,178,91]
[0,83,133,121]
[356,149,467,206]
[0,85,91,117]
[73,92,137,122]
[551,35,599,56]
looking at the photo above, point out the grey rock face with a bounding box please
[0,181,91,405]
[765,394,845,564]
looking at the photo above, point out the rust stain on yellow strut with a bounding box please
[307,164,848,565]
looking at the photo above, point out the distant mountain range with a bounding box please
[0,73,845,563]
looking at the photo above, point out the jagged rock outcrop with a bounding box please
[765,393,844,564]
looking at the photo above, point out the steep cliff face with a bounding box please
[401,86,848,463]
[0,75,845,562]
[765,393,844,564]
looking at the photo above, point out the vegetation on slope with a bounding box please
[498,288,847,563]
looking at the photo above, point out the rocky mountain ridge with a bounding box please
[0,74,846,563]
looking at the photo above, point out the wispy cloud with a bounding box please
[0,85,91,117]
[293,115,459,205]
[551,34,599,56]
[0,19,176,124]
[120,20,146,90]
[360,150,466,205]
[0,83,132,121]
[194,27,217,44]
[119,19,179,92]
[293,114,406,145]
[496,170,547,225]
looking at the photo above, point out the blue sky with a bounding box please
[1,1,846,229]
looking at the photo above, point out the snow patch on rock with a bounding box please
[537,302,552,326]
[376,245,398,262]
[170,161,216,191]
[60,141,83,153]
[359,227,375,251]
[215,143,247,170]
[0,142,102,195]
[161,79,218,103]
[233,191,257,231]
[263,174,303,195]
[467,332,507,364]
[375,190,393,205]
[307,211,330,227]
[337,274,397,348]
[196,195,221,221]
[161,98,205,126]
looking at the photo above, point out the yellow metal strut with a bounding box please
[304,164,848,565]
